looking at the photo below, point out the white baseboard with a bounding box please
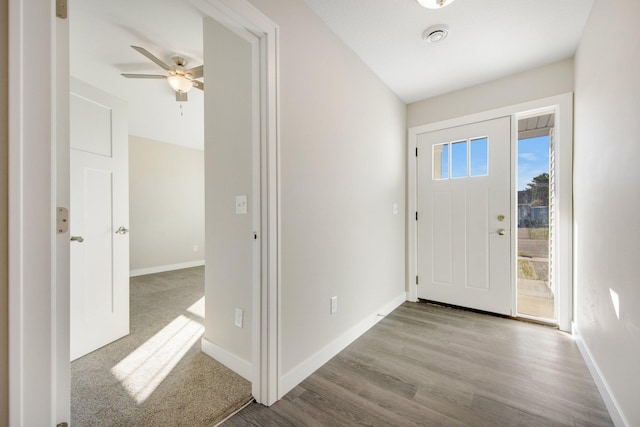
[129,260,205,277]
[279,292,407,398]
[572,323,628,427]
[201,337,253,382]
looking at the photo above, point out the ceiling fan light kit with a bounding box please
[417,0,457,9]
[167,74,194,93]
[121,45,204,102]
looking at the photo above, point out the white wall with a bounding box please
[573,1,640,425]
[203,18,254,365]
[248,0,406,383]
[407,58,574,127]
[128,135,205,275]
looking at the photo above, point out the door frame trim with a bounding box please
[407,93,573,331]
[194,0,281,405]
[9,0,64,424]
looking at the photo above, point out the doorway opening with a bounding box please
[516,112,556,322]
[9,0,280,423]
[68,4,256,425]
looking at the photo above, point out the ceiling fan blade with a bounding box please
[176,92,188,102]
[185,65,203,79]
[192,80,204,91]
[131,45,171,71]
[121,73,167,79]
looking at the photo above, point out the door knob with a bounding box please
[70,236,84,243]
[115,226,129,235]
[497,228,506,236]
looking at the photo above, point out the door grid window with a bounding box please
[433,136,489,180]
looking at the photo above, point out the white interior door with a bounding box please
[416,117,511,315]
[70,78,130,361]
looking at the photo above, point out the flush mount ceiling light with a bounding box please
[423,24,449,43]
[417,0,457,9]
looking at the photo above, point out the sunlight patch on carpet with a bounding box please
[111,314,204,403]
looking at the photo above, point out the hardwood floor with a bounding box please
[224,302,612,426]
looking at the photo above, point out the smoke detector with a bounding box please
[417,0,457,9]
[422,24,449,43]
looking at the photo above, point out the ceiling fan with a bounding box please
[122,45,204,102]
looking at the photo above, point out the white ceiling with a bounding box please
[303,0,593,103]
[70,0,593,149]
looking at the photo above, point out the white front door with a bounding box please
[416,117,511,315]
[70,78,130,360]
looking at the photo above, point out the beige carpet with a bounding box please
[71,267,252,426]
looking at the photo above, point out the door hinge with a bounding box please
[56,207,69,234]
[415,211,418,221]
[416,275,419,285]
[56,0,67,19]
[57,422,69,427]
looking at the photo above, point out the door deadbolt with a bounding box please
[497,215,505,221]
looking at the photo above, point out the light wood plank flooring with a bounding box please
[224,302,612,426]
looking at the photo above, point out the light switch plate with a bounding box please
[330,296,338,314]
[235,308,243,328]
[235,195,248,214]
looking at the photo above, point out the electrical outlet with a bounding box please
[392,203,399,215]
[330,296,338,314]
[235,308,243,328]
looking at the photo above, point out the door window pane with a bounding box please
[451,141,467,178]
[470,137,488,176]
[433,143,449,180]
